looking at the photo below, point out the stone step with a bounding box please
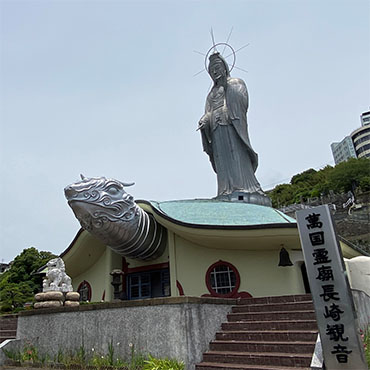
[201,350,312,367]
[215,330,317,342]
[196,295,317,370]
[227,311,316,322]
[209,340,315,354]
[0,315,18,345]
[0,320,17,330]
[0,324,17,331]
[222,320,317,331]
[196,362,310,370]
[237,294,312,306]
[232,301,314,313]
[0,330,17,337]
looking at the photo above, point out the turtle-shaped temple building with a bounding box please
[62,175,364,302]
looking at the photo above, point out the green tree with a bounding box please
[269,183,293,207]
[0,283,34,311]
[268,158,369,207]
[360,176,370,192]
[0,247,56,313]
[310,165,334,196]
[327,157,370,193]
[291,168,317,186]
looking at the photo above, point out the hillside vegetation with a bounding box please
[0,247,56,313]
[268,157,370,208]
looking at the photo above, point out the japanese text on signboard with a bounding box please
[305,212,351,363]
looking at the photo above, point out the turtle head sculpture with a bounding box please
[64,175,137,232]
[64,175,166,260]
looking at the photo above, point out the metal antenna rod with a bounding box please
[210,27,217,52]
[225,43,250,59]
[234,65,249,74]
[222,27,234,55]
[193,69,206,77]
[193,50,205,56]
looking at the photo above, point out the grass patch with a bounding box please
[2,341,184,369]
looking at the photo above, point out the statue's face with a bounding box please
[209,60,226,82]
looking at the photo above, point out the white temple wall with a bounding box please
[173,234,306,298]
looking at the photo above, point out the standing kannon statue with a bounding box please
[198,50,271,207]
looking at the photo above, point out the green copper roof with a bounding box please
[147,199,296,227]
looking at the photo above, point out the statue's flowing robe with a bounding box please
[201,77,262,196]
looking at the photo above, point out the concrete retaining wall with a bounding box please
[2,297,235,369]
[352,289,370,332]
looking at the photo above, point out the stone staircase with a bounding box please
[0,314,17,344]
[196,294,318,370]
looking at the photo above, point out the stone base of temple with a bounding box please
[34,291,80,309]
[216,191,272,207]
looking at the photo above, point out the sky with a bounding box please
[1,0,369,263]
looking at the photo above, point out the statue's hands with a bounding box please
[197,115,209,131]
[197,121,206,131]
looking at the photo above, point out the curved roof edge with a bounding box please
[60,228,84,258]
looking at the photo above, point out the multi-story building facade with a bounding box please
[331,110,370,164]
[352,110,370,159]
[331,136,357,165]
[360,110,370,126]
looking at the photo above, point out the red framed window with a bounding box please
[205,260,240,298]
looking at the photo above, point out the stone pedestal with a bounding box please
[65,292,80,307]
[34,291,80,309]
[216,191,272,207]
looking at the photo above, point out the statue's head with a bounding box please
[64,175,137,232]
[208,52,230,82]
[47,257,65,271]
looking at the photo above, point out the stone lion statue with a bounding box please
[43,257,73,293]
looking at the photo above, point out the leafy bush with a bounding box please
[143,354,185,370]
[360,176,370,192]
[327,158,370,193]
[360,326,370,367]
[291,168,317,186]
[0,247,56,313]
[21,343,39,363]
[2,342,184,369]
[268,158,370,207]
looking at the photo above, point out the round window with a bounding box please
[205,261,240,297]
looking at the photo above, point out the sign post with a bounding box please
[296,205,367,369]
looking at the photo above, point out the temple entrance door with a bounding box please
[126,269,170,300]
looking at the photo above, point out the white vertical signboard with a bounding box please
[296,205,367,370]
